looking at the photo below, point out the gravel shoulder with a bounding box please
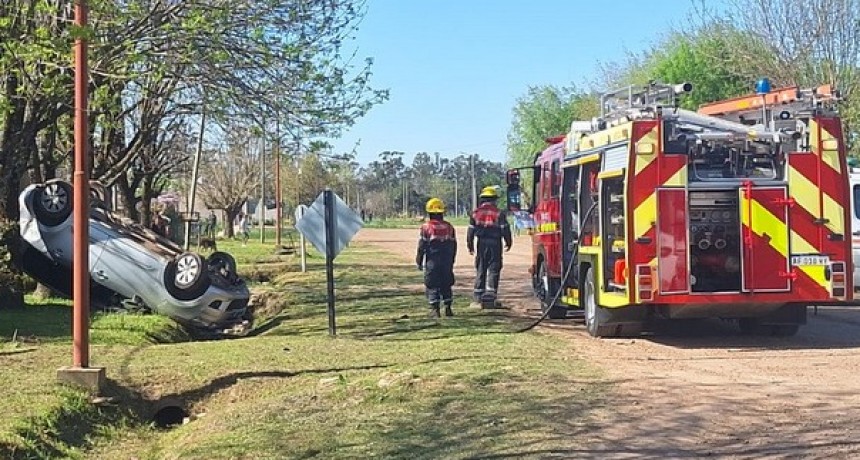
[356,226,860,458]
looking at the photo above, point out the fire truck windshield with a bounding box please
[688,140,782,182]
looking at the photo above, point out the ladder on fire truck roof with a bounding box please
[564,80,840,156]
[698,84,839,125]
[600,81,693,122]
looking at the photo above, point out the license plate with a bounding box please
[791,255,830,266]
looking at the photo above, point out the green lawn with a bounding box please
[0,237,605,459]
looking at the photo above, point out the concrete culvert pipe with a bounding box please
[151,398,189,429]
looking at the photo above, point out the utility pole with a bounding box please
[184,106,206,251]
[59,0,105,392]
[275,115,282,248]
[72,0,90,369]
[470,154,477,212]
[259,130,266,243]
[454,178,458,217]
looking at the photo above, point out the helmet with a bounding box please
[426,197,446,214]
[479,186,499,199]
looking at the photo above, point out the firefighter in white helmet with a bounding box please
[416,197,457,318]
[467,186,512,308]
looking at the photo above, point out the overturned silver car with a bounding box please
[17,179,250,331]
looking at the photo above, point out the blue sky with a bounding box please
[331,0,706,166]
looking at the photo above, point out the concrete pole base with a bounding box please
[57,366,106,394]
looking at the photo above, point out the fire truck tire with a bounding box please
[584,267,613,337]
[536,258,566,319]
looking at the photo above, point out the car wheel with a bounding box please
[164,252,211,301]
[208,251,237,275]
[33,181,73,226]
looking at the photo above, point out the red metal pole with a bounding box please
[73,0,91,368]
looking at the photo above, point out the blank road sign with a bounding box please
[295,192,363,258]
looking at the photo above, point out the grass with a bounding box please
[361,215,471,229]
[0,235,605,459]
[0,296,191,458]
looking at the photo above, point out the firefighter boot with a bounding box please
[444,302,454,317]
[470,294,482,309]
[481,292,500,309]
[429,302,441,319]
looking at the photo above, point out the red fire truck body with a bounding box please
[508,82,853,337]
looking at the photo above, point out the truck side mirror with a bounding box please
[506,184,522,212]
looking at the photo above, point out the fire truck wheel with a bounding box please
[537,258,566,319]
[584,267,613,337]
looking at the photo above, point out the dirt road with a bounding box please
[356,227,860,458]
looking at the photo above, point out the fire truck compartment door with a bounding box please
[657,188,690,294]
[739,186,791,292]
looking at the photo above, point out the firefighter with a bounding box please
[467,186,512,308]
[416,198,458,318]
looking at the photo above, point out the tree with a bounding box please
[695,0,860,154]
[506,85,598,170]
[649,29,750,110]
[197,123,260,238]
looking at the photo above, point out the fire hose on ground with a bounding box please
[517,202,598,333]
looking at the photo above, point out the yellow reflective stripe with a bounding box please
[788,165,820,217]
[819,123,842,173]
[634,127,658,174]
[599,292,629,308]
[634,193,656,239]
[789,231,829,287]
[536,222,559,233]
[598,169,624,179]
[572,153,600,165]
[740,196,789,257]
[663,167,686,186]
[823,193,845,234]
[741,192,829,289]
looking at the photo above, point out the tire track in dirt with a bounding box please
[356,227,860,458]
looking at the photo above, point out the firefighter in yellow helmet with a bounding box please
[416,198,458,318]
[467,186,512,308]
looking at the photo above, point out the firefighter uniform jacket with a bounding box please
[416,218,457,288]
[467,202,512,252]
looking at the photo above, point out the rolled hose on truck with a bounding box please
[517,202,598,333]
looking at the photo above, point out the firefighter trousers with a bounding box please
[426,286,453,308]
[473,240,503,300]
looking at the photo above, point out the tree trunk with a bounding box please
[0,220,25,310]
[140,179,153,228]
[225,206,241,238]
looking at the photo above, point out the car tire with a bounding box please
[33,181,73,226]
[164,252,211,301]
[208,251,237,279]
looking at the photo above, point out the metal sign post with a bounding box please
[324,189,337,336]
[294,204,308,272]
[294,190,363,338]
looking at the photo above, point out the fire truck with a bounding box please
[505,80,852,337]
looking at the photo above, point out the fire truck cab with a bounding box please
[507,80,853,337]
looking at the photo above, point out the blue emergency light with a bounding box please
[755,78,772,95]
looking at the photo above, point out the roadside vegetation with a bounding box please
[0,239,605,459]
